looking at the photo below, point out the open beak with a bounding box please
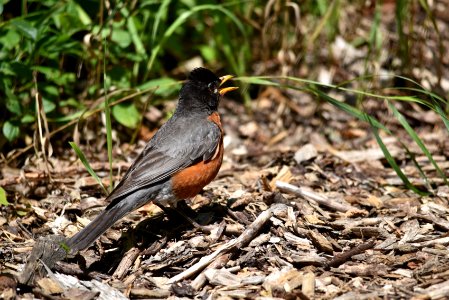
[218,75,238,96]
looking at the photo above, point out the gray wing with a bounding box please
[106,116,221,208]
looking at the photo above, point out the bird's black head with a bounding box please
[177,67,237,114]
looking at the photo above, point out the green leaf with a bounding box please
[127,16,146,56]
[11,19,37,40]
[138,77,179,97]
[3,121,20,141]
[112,102,140,129]
[0,187,9,206]
[108,66,130,88]
[42,97,57,113]
[9,61,32,78]
[0,29,21,50]
[73,2,92,25]
[21,114,35,123]
[199,45,218,63]
[48,110,84,122]
[69,142,108,194]
[4,89,22,115]
[236,76,281,86]
[111,29,132,48]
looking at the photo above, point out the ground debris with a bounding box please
[3,68,449,299]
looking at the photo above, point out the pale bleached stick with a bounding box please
[190,253,231,290]
[168,203,288,284]
[276,181,356,213]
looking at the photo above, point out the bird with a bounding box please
[65,67,237,254]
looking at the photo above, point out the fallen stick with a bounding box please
[112,247,140,280]
[168,203,288,284]
[275,181,356,213]
[190,253,231,290]
[326,239,376,268]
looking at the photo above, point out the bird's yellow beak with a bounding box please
[218,75,238,96]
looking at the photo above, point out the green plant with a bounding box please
[0,0,252,149]
[0,187,9,206]
[237,75,449,195]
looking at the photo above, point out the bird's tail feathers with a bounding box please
[65,198,139,253]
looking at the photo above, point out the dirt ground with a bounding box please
[3,1,449,298]
[2,87,449,299]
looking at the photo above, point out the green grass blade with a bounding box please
[434,101,449,133]
[388,102,447,185]
[237,76,388,131]
[103,37,114,192]
[308,0,339,45]
[367,114,428,196]
[239,74,446,108]
[69,142,108,194]
[403,145,433,192]
[310,87,390,132]
[146,4,248,75]
[236,76,280,86]
[396,0,410,68]
[151,0,171,45]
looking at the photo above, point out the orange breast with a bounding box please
[171,112,224,199]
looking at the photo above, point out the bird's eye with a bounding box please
[208,82,218,94]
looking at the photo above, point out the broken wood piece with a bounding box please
[263,267,306,296]
[307,230,334,253]
[129,288,171,299]
[326,239,376,268]
[36,277,64,295]
[167,203,288,284]
[191,253,231,290]
[204,268,241,286]
[19,235,68,284]
[334,147,400,163]
[112,247,140,280]
[343,226,390,238]
[336,263,389,276]
[409,236,449,248]
[51,273,127,300]
[302,271,315,298]
[414,213,449,231]
[414,279,449,299]
[276,181,361,213]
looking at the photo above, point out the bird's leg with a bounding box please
[154,201,214,233]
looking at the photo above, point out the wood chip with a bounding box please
[37,278,64,295]
[53,273,127,300]
[204,268,242,286]
[307,230,334,253]
[263,267,303,293]
[294,143,318,164]
[302,272,315,297]
[112,247,140,280]
[414,279,449,299]
[129,288,170,299]
[276,181,365,214]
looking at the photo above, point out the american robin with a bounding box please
[66,67,237,253]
